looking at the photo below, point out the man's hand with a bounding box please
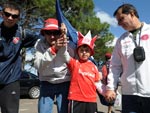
[60,23,67,34]
[105,90,116,103]
[55,23,68,50]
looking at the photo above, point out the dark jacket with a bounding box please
[0,23,39,84]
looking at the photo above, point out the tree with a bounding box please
[94,32,114,61]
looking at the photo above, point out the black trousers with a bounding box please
[68,100,97,113]
[122,95,150,113]
[0,81,20,113]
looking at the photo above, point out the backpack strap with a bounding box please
[16,26,26,40]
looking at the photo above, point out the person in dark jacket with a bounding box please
[0,2,38,113]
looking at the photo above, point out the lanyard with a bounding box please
[132,24,143,47]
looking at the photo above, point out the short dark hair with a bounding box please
[113,3,139,18]
[2,1,20,14]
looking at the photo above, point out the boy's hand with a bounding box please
[55,23,68,49]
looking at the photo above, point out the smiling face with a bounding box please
[2,7,20,28]
[77,45,91,61]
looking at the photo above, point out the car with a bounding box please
[20,71,40,99]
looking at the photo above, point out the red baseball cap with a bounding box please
[41,18,60,35]
[105,52,112,59]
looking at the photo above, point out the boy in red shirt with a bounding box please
[59,27,102,113]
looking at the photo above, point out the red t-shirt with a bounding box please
[67,58,101,102]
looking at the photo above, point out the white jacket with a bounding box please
[34,38,76,84]
[107,22,150,97]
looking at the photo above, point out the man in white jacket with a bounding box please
[105,4,150,113]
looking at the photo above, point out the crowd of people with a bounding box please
[0,1,150,113]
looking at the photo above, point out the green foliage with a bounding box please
[94,33,114,61]
[32,0,56,18]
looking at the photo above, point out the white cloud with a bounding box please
[106,37,118,47]
[96,11,117,27]
[95,11,119,46]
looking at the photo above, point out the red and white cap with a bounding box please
[105,52,112,59]
[77,30,97,55]
[41,18,59,35]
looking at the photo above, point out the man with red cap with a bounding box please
[60,30,102,113]
[34,18,75,113]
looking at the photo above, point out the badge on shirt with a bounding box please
[13,37,20,44]
[141,34,149,40]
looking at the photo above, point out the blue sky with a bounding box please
[93,0,150,38]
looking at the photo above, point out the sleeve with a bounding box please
[106,39,123,90]
[95,65,106,96]
[95,80,106,96]
[22,29,39,47]
[57,46,71,63]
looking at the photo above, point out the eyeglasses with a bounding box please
[3,11,19,19]
[44,30,61,36]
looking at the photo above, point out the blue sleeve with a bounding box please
[22,29,40,48]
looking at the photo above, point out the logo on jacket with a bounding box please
[13,37,20,44]
[141,34,149,40]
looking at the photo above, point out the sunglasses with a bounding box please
[44,30,61,36]
[3,11,19,19]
